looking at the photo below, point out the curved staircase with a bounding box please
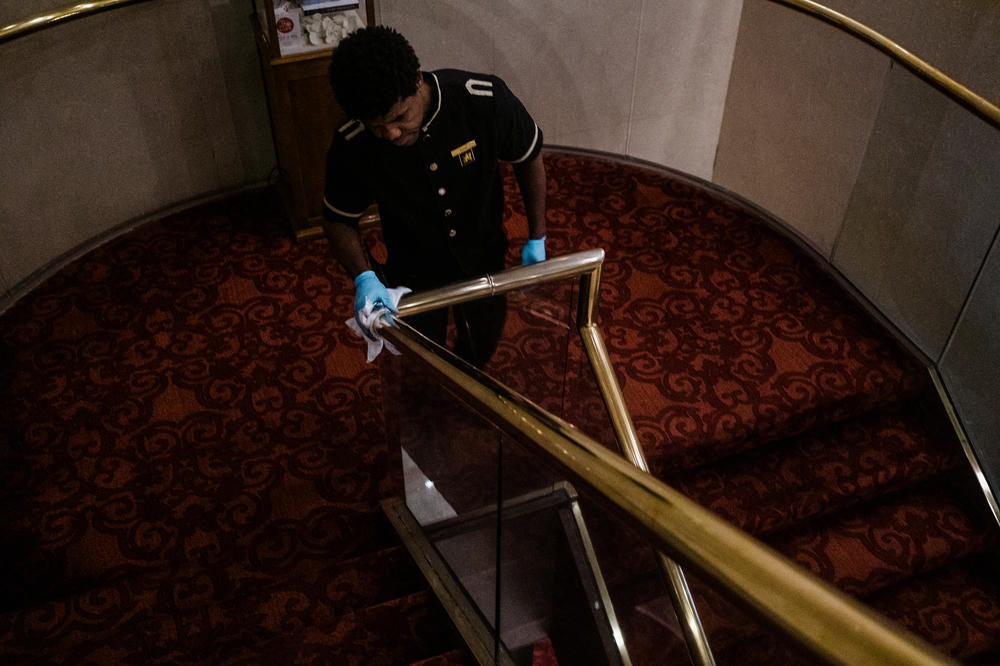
[1,150,998,663]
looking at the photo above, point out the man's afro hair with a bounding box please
[328,26,421,120]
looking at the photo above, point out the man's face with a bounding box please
[366,79,426,147]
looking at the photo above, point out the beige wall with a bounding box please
[714,0,1000,357]
[714,0,1000,492]
[0,0,275,307]
[377,0,743,180]
[712,1,888,255]
[832,70,1000,356]
[941,232,1000,495]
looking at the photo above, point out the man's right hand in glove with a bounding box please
[353,270,396,340]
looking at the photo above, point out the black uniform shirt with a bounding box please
[323,69,542,287]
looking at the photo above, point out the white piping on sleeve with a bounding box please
[510,124,540,164]
[324,198,364,218]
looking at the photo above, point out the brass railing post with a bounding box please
[577,263,716,666]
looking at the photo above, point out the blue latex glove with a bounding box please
[353,270,396,340]
[521,237,546,265]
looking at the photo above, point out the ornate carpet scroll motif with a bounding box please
[503,154,925,476]
[0,192,472,663]
[870,554,1000,660]
[500,153,998,662]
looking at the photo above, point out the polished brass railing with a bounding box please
[398,250,716,665]
[767,0,1000,129]
[384,253,955,665]
[0,0,154,44]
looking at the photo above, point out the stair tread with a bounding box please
[0,517,419,663]
[666,402,961,537]
[408,647,474,665]
[766,483,997,596]
[252,589,462,665]
[615,482,998,658]
[604,218,928,476]
[867,552,1000,660]
[632,552,1000,664]
[2,503,400,618]
[14,585,462,666]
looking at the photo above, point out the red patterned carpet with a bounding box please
[2,150,999,663]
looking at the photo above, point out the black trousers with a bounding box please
[382,242,509,368]
[403,294,507,368]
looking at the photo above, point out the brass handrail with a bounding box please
[382,308,955,665]
[398,250,717,665]
[383,250,951,664]
[0,0,155,45]
[768,0,1000,129]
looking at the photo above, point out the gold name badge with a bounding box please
[450,140,477,167]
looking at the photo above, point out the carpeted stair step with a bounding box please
[608,570,819,663]
[710,628,822,666]
[0,510,421,664]
[249,589,465,665]
[151,543,427,641]
[613,601,690,665]
[635,350,928,479]
[867,552,1000,661]
[690,550,1000,664]
[407,647,475,665]
[603,482,997,663]
[665,401,962,538]
[1,496,401,615]
[497,157,930,479]
[624,551,1000,665]
[766,483,997,598]
[8,558,460,665]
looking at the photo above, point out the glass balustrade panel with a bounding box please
[480,280,578,420]
[380,344,504,654]
[380,315,818,664]
[485,279,622,457]
[571,487,813,666]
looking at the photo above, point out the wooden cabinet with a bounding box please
[253,1,376,241]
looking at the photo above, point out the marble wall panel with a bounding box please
[0,0,274,302]
[486,0,641,154]
[378,0,496,74]
[940,233,1000,496]
[547,122,631,157]
[381,0,644,155]
[712,0,887,256]
[815,0,995,91]
[831,69,1000,359]
[628,0,742,180]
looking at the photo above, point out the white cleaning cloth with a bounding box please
[345,286,412,362]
